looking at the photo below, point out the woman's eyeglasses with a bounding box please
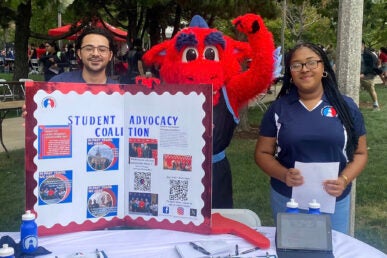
[290,60,322,72]
[81,45,110,55]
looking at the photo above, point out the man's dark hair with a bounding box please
[75,27,116,55]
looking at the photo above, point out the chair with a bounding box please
[255,93,268,111]
[0,78,14,101]
[29,59,40,74]
[19,78,33,98]
[212,208,261,228]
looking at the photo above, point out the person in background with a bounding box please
[39,41,69,81]
[360,40,380,111]
[36,43,47,59]
[49,27,117,84]
[64,43,77,71]
[254,42,368,235]
[28,43,37,70]
[378,47,387,86]
[120,38,144,84]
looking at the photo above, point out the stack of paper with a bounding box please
[175,240,232,258]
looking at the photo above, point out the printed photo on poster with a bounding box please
[38,125,72,159]
[128,192,159,216]
[38,170,72,205]
[87,185,118,218]
[163,154,192,171]
[86,138,119,171]
[129,138,158,165]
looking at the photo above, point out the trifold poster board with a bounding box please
[24,82,213,236]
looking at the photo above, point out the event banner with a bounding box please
[24,82,213,236]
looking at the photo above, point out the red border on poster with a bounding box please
[24,81,213,236]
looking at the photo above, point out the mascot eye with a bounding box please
[203,46,219,61]
[182,47,198,62]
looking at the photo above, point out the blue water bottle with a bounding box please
[0,244,15,258]
[308,199,321,215]
[286,198,299,213]
[20,210,38,253]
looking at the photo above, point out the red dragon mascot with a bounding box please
[142,14,274,208]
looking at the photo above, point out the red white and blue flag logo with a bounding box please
[321,106,337,117]
[41,97,56,109]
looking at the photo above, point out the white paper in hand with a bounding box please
[292,161,338,213]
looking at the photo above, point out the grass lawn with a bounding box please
[0,82,386,254]
[0,72,43,82]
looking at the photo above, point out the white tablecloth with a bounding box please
[2,227,386,258]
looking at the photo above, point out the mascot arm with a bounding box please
[142,40,170,68]
[227,14,275,115]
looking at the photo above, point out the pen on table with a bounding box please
[240,246,260,254]
[189,242,211,255]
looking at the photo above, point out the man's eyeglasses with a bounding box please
[290,60,322,72]
[81,45,110,55]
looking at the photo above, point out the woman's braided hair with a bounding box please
[277,42,359,162]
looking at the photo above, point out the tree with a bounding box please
[5,0,32,80]
[362,0,387,49]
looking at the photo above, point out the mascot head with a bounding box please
[142,15,251,95]
[143,13,274,112]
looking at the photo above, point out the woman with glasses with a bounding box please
[254,42,368,234]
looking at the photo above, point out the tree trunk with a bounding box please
[235,105,250,132]
[336,0,364,238]
[13,0,32,82]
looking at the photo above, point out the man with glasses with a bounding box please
[50,27,117,84]
[22,27,117,118]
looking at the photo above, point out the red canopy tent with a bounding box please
[48,19,127,42]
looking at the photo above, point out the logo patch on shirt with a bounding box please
[321,106,337,117]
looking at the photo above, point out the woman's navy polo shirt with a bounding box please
[259,88,366,200]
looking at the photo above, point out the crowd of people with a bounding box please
[27,41,78,80]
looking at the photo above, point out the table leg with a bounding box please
[0,110,10,158]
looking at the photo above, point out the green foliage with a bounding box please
[362,0,387,49]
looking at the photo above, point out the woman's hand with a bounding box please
[323,178,346,197]
[285,168,304,187]
[22,103,27,119]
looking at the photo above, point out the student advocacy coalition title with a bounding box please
[67,114,180,137]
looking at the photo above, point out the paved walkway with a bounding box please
[0,116,25,153]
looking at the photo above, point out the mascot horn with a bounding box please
[143,13,275,208]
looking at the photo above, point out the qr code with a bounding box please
[169,179,188,201]
[134,172,151,191]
